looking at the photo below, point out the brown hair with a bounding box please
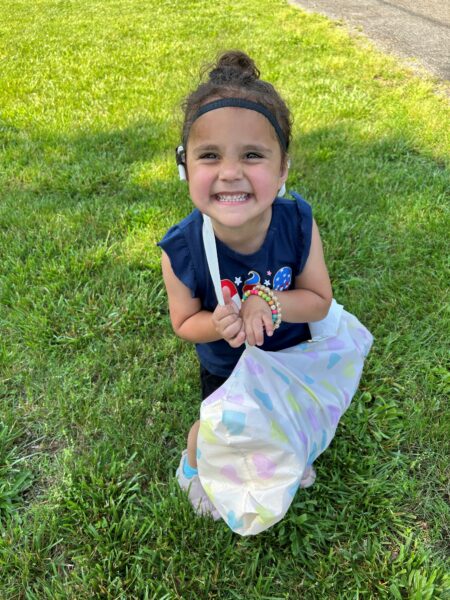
[182,50,292,161]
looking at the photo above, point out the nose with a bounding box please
[218,158,242,181]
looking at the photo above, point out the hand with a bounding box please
[240,294,274,346]
[212,286,246,348]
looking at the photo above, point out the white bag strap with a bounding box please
[202,215,250,349]
[202,214,225,306]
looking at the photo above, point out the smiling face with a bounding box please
[185,107,288,243]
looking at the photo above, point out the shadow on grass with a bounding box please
[1,118,448,597]
[0,116,176,205]
[2,113,448,456]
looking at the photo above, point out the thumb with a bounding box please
[222,285,233,305]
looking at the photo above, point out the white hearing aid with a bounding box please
[278,158,290,196]
[176,145,187,181]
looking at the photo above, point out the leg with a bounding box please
[174,366,226,521]
[176,420,220,521]
[187,420,200,468]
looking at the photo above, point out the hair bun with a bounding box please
[208,50,260,84]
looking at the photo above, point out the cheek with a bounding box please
[188,171,212,203]
[253,166,283,187]
[188,169,213,196]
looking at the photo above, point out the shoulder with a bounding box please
[273,193,312,218]
[272,193,313,230]
[158,209,203,255]
[157,209,203,297]
[271,193,313,274]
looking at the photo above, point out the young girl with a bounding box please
[158,50,333,519]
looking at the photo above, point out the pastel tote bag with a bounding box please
[197,215,373,536]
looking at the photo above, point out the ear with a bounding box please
[278,156,289,195]
[280,155,291,178]
[279,156,290,183]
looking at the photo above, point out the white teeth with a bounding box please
[216,193,248,203]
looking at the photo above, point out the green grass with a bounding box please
[1,0,449,597]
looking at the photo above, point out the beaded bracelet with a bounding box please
[241,284,282,329]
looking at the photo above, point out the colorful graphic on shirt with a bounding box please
[242,270,261,293]
[221,279,241,308]
[273,266,292,291]
[225,267,293,297]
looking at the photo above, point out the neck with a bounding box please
[210,208,272,255]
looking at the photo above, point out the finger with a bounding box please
[228,329,246,348]
[220,312,239,326]
[222,285,233,305]
[214,303,237,321]
[214,313,237,336]
[223,318,244,340]
[246,315,266,346]
[254,319,265,346]
[244,322,256,346]
[262,312,274,337]
[221,286,239,315]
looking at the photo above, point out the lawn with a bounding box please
[0,0,449,598]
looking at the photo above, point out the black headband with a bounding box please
[192,98,288,151]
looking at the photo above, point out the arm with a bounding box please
[161,251,245,346]
[241,219,332,345]
[278,218,333,321]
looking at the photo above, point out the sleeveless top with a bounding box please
[158,193,313,377]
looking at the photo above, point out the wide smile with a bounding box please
[214,193,251,204]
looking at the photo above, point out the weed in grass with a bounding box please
[0,423,34,519]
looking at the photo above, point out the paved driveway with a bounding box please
[290,0,450,80]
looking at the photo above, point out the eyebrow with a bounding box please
[242,144,273,154]
[191,144,219,153]
[192,144,274,154]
